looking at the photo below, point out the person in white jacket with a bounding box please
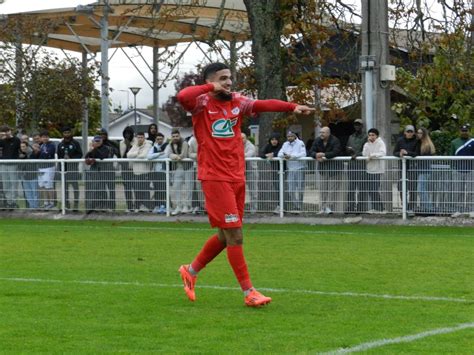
[165,129,191,215]
[242,133,259,214]
[278,131,307,213]
[127,132,153,212]
[362,128,386,213]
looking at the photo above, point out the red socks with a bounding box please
[190,236,253,292]
[226,245,253,291]
[190,234,226,273]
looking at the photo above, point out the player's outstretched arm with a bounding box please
[177,83,215,111]
[253,100,315,115]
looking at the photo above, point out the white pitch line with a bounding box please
[320,322,474,354]
[0,277,472,304]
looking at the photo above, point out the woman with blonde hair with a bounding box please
[416,127,436,213]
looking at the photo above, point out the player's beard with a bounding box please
[215,91,232,101]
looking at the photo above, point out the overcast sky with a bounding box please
[0,0,203,110]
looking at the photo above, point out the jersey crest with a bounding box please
[211,118,238,138]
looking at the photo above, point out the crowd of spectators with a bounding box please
[0,121,473,215]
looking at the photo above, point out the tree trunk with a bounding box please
[243,0,285,151]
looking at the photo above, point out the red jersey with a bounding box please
[177,83,297,182]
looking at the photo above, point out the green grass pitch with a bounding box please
[0,219,473,353]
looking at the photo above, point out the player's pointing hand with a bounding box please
[293,105,315,115]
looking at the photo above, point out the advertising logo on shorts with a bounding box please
[211,118,238,138]
[225,214,239,223]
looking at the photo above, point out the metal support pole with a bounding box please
[279,158,284,218]
[402,158,407,220]
[100,2,109,130]
[81,51,89,155]
[165,159,170,217]
[365,69,374,130]
[153,46,159,127]
[60,160,66,215]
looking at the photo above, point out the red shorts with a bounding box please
[201,180,245,229]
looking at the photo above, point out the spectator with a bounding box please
[260,133,282,214]
[310,126,342,214]
[305,131,315,156]
[165,129,191,215]
[127,132,152,212]
[57,126,83,211]
[99,128,119,211]
[84,136,114,213]
[19,141,39,209]
[0,125,21,209]
[187,134,204,214]
[345,119,367,213]
[20,134,30,145]
[278,130,307,214]
[449,124,474,213]
[147,123,158,143]
[393,125,418,213]
[37,130,56,209]
[32,133,42,146]
[119,126,137,213]
[242,133,258,214]
[415,127,436,213]
[362,128,386,213]
[148,132,168,214]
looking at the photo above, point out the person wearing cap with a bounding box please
[278,130,307,214]
[449,124,474,213]
[310,126,342,214]
[57,127,83,211]
[393,124,419,213]
[345,119,367,213]
[84,135,114,213]
[0,125,21,209]
[260,132,282,213]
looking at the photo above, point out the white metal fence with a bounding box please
[0,156,473,219]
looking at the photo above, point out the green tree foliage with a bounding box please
[162,72,200,128]
[0,16,100,136]
[392,30,474,136]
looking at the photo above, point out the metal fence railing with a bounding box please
[0,157,472,219]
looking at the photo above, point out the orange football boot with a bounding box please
[244,289,272,307]
[178,265,197,302]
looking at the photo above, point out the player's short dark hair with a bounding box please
[136,131,145,136]
[171,128,180,135]
[156,132,164,138]
[202,62,229,81]
[368,128,379,136]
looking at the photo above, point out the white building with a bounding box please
[108,108,193,140]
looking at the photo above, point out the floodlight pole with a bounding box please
[129,87,141,129]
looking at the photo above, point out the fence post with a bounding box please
[165,159,170,217]
[401,158,407,220]
[279,158,284,218]
[60,160,66,215]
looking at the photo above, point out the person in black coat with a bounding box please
[57,126,83,211]
[260,133,282,213]
[84,136,114,213]
[309,126,342,214]
[393,125,419,212]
